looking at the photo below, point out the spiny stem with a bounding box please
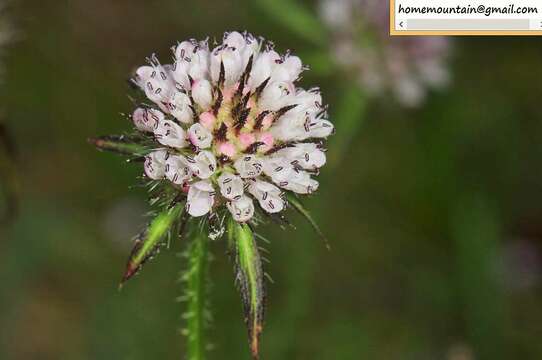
[184,226,209,360]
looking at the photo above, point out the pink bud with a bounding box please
[218,142,236,158]
[199,111,216,130]
[259,132,274,151]
[239,133,255,148]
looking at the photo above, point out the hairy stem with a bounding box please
[184,226,209,360]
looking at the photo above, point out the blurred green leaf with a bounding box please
[227,217,265,359]
[329,84,367,166]
[89,135,151,157]
[121,203,184,285]
[254,0,327,46]
[451,194,507,359]
[303,51,335,76]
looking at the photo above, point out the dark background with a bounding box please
[1,0,542,359]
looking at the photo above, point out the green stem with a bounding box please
[184,226,209,360]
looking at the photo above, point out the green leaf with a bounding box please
[228,217,266,359]
[121,203,184,285]
[329,84,367,166]
[451,194,506,359]
[88,135,151,157]
[183,227,210,360]
[286,192,330,250]
[254,0,328,47]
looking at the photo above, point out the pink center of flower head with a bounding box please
[199,111,216,130]
[258,132,274,151]
[218,142,236,158]
[239,133,255,148]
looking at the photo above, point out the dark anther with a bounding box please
[214,123,228,141]
[272,104,298,124]
[244,142,265,154]
[234,108,251,131]
[212,90,223,116]
[218,61,225,88]
[254,77,271,99]
[265,142,294,155]
[254,110,271,130]
[218,154,231,165]
[235,54,254,99]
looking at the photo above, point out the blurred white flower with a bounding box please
[319,0,452,107]
[132,32,334,221]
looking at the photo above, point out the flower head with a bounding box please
[133,31,333,222]
[319,0,451,107]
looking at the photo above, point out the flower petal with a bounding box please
[167,91,193,124]
[273,143,326,169]
[227,195,255,222]
[192,79,213,109]
[234,155,264,178]
[308,118,334,138]
[192,151,217,179]
[218,173,244,200]
[279,171,319,194]
[249,50,280,89]
[259,81,295,111]
[144,149,168,180]
[187,180,215,217]
[164,154,193,185]
[248,179,284,213]
[132,108,163,132]
[188,123,213,149]
[210,45,243,86]
[154,120,188,148]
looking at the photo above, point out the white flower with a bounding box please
[188,123,213,149]
[144,149,168,180]
[192,151,217,179]
[273,143,326,170]
[259,81,295,111]
[168,91,193,124]
[248,50,280,89]
[248,179,284,213]
[280,170,319,194]
[133,108,163,132]
[234,155,263,178]
[173,40,210,88]
[154,120,187,148]
[130,32,334,222]
[187,180,215,217]
[210,45,243,86]
[218,173,244,200]
[227,195,255,222]
[164,154,193,185]
[192,79,213,109]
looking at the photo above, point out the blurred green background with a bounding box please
[1,0,542,359]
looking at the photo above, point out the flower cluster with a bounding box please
[319,0,451,107]
[132,32,333,222]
